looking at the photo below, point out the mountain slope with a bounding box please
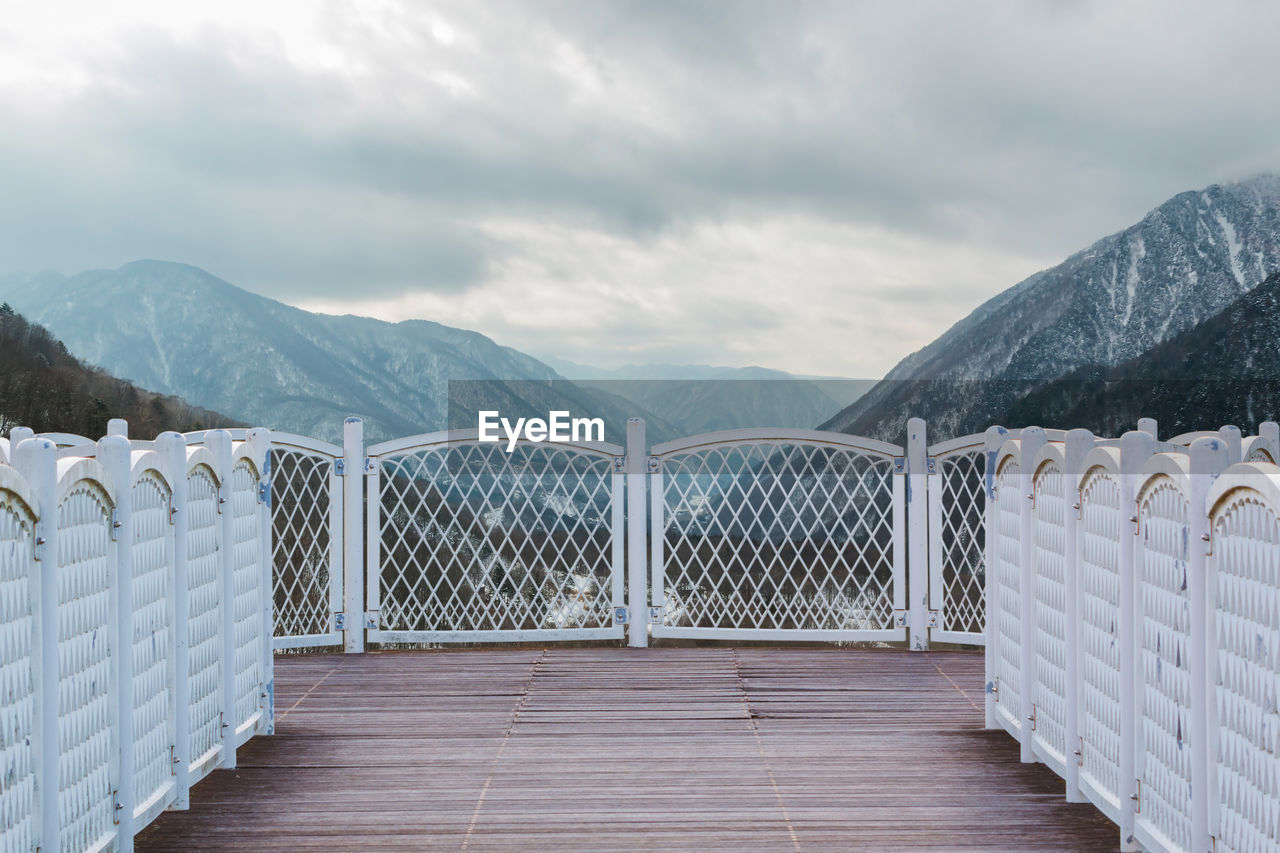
[2,261,658,443]
[824,176,1280,440]
[0,303,239,437]
[1006,271,1280,434]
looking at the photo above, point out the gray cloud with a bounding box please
[0,1,1278,373]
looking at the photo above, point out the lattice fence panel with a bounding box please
[186,466,222,767]
[56,480,116,853]
[659,442,896,631]
[270,447,334,639]
[1032,462,1069,765]
[0,490,37,853]
[992,456,1022,730]
[1135,479,1195,852]
[130,471,174,814]
[937,449,987,635]
[376,443,617,633]
[232,459,264,730]
[1078,470,1125,808]
[1211,492,1280,852]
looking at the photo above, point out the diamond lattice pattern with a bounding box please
[376,443,617,633]
[938,450,987,635]
[270,448,334,639]
[659,442,897,631]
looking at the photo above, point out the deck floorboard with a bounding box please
[136,648,1118,851]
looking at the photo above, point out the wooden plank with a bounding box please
[136,648,1118,851]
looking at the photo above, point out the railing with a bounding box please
[986,428,1280,852]
[0,426,273,853]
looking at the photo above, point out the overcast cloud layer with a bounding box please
[2,1,1279,376]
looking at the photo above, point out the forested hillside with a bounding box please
[0,303,240,438]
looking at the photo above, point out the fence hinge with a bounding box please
[1202,530,1213,556]
[1028,703,1037,731]
[612,456,625,473]
[1074,736,1084,766]
[364,610,379,629]
[334,611,346,631]
[168,496,177,526]
[893,456,906,474]
[926,610,939,629]
[112,789,122,825]
[647,455,660,474]
[109,508,122,541]
[613,606,629,625]
[892,609,907,627]
[1131,778,1141,813]
[985,679,998,697]
[34,533,46,562]
[334,458,346,476]
[258,478,271,508]
[171,744,179,775]
[648,606,662,625]
[364,457,376,474]
[926,457,938,475]
[219,711,228,737]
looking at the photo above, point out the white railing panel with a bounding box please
[129,466,177,823]
[269,444,343,648]
[1032,458,1070,773]
[0,475,38,853]
[929,438,987,643]
[1208,479,1280,853]
[1077,464,1125,819]
[1134,475,1195,853]
[653,435,903,639]
[185,461,223,778]
[992,450,1022,734]
[231,456,266,741]
[55,474,117,853]
[369,439,624,641]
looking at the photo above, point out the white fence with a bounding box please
[986,427,1280,852]
[0,425,273,853]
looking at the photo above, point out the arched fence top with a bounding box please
[1206,461,1280,520]
[54,456,115,507]
[232,441,264,478]
[185,445,221,485]
[1134,451,1192,507]
[1077,445,1122,491]
[183,428,249,444]
[1168,430,1219,447]
[1031,441,1066,480]
[129,449,173,494]
[994,438,1022,474]
[1242,434,1278,464]
[0,436,8,464]
[0,462,38,519]
[37,431,95,449]
[650,427,901,459]
[929,432,987,457]
[368,427,624,459]
[267,431,342,459]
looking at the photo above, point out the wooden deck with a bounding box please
[136,648,1117,851]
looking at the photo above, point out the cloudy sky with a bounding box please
[2,1,1278,376]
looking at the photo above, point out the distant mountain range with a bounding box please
[1,261,859,443]
[824,176,1280,441]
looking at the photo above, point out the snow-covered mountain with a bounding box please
[1,260,649,443]
[824,176,1280,440]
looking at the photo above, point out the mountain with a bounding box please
[824,176,1280,441]
[1,261,665,444]
[543,358,875,432]
[0,303,239,438]
[1005,271,1280,435]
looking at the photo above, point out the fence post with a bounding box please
[1187,437,1226,853]
[157,431,192,809]
[207,429,237,770]
[1260,420,1279,447]
[1118,429,1155,851]
[99,435,137,851]
[14,438,59,852]
[1218,425,1242,464]
[1136,418,1157,440]
[107,418,129,438]
[905,418,929,650]
[1017,427,1046,763]
[982,425,1007,729]
[1062,428,1093,803]
[11,426,34,446]
[342,417,365,654]
[626,418,648,648]
[248,428,275,733]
